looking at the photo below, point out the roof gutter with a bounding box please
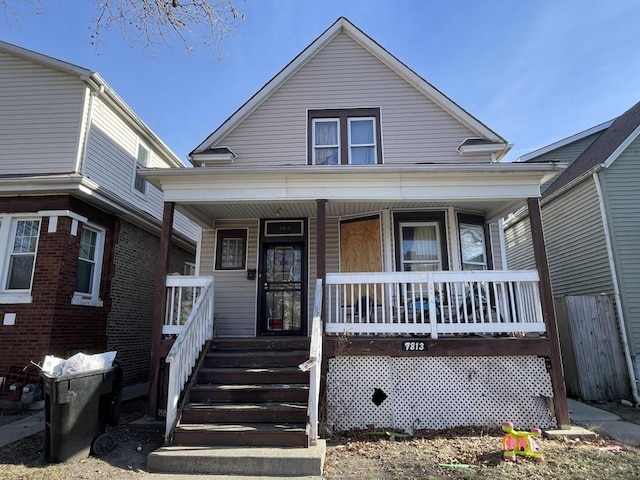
[593,171,640,406]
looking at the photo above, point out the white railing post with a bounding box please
[302,278,323,446]
[427,273,438,339]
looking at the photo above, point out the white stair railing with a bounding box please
[164,277,214,442]
[300,278,323,446]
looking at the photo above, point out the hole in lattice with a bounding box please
[372,387,388,406]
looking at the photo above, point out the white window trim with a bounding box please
[0,216,41,303]
[347,116,377,165]
[72,223,105,307]
[132,140,150,199]
[311,118,340,165]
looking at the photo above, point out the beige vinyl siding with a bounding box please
[489,222,503,269]
[83,96,198,241]
[200,220,259,337]
[504,217,535,270]
[0,51,84,174]
[308,217,340,324]
[217,32,489,167]
[543,179,613,295]
[600,136,640,354]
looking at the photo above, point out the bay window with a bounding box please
[74,225,105,304]
[6,219,40,291]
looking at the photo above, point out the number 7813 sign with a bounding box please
[402,340,427,352]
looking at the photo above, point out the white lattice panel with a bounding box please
[327,356,554,434]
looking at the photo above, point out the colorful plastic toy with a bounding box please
[501,421,544,462]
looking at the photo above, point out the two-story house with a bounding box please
[0,41,198,398]
[141,18,569,462]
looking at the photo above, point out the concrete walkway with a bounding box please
[0,408,44,448]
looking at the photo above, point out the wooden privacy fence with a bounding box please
[555,294,629,401]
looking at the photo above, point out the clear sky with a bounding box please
[1,0,639,163]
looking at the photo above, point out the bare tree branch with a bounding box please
[2,0,244,53]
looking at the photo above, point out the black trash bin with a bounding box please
[42,364,123,463]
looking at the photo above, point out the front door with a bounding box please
[259,242,306,335]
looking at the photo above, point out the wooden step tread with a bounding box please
[207,350,309,357]
[185,402,307,411]
[191,383,309,390]
[199,367,306,373]
[175,423,307,433]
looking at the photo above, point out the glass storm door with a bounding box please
[260,242,305,335]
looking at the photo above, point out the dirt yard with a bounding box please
[1,400,640,479]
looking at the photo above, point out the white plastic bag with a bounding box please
[64,351,117,374]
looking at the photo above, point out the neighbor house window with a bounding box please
[75,225,105,301]
[458,214,490,271]
[308,108,382,165]
[215,229,248,270]
[133,142,150,195]
[5,219,41,290]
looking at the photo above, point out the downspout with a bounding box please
[593,171,640,405]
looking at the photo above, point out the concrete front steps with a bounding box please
[147,442,326,476]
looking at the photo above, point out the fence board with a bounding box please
[555,295,629,401]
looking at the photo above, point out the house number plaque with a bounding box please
[402,340,427,352]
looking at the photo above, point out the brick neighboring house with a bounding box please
[0,41,198,395]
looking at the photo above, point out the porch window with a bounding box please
[5,219,41,290]
[308,108,382,165]
[74,225,105,302]
[457,213,490,271]
[215,229,247,270]
[399,222,441,271]
[133,142,150,196]
[459,223,487,270]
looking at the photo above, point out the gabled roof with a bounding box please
[191,17,508,158]
[543,100,640,197]
[0,40,185,168]
[518,120,613,163]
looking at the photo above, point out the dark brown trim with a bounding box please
[393,211,449,271]
[307,108,382,165]
[148,201,174,418]
[325,336,552,357]
[528,197,570,428]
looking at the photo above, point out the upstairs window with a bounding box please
[308,108,382,165]
[133,142,150,196]
[6,219,40,290]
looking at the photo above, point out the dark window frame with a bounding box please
[457,213,493,270]
[307,108,383,165]
[215,229,248,271]
[393,212,449,272]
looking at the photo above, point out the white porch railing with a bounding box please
[164,276,215,442]
[325,270,544,338]
[300,279,323,446]
[164,276,212,335]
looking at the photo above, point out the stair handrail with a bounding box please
[306,278,323,446]
[164,276,215,442]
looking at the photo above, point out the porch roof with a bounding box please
[140,162,566,227]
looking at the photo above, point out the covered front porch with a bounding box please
[141,162,570,441]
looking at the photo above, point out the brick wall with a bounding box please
[0,196,115,378]
[107,219,194,386]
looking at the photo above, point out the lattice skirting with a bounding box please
[326,356,555,434]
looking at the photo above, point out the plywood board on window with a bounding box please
[340,217,382,305]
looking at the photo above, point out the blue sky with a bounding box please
[2,0,639,163]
